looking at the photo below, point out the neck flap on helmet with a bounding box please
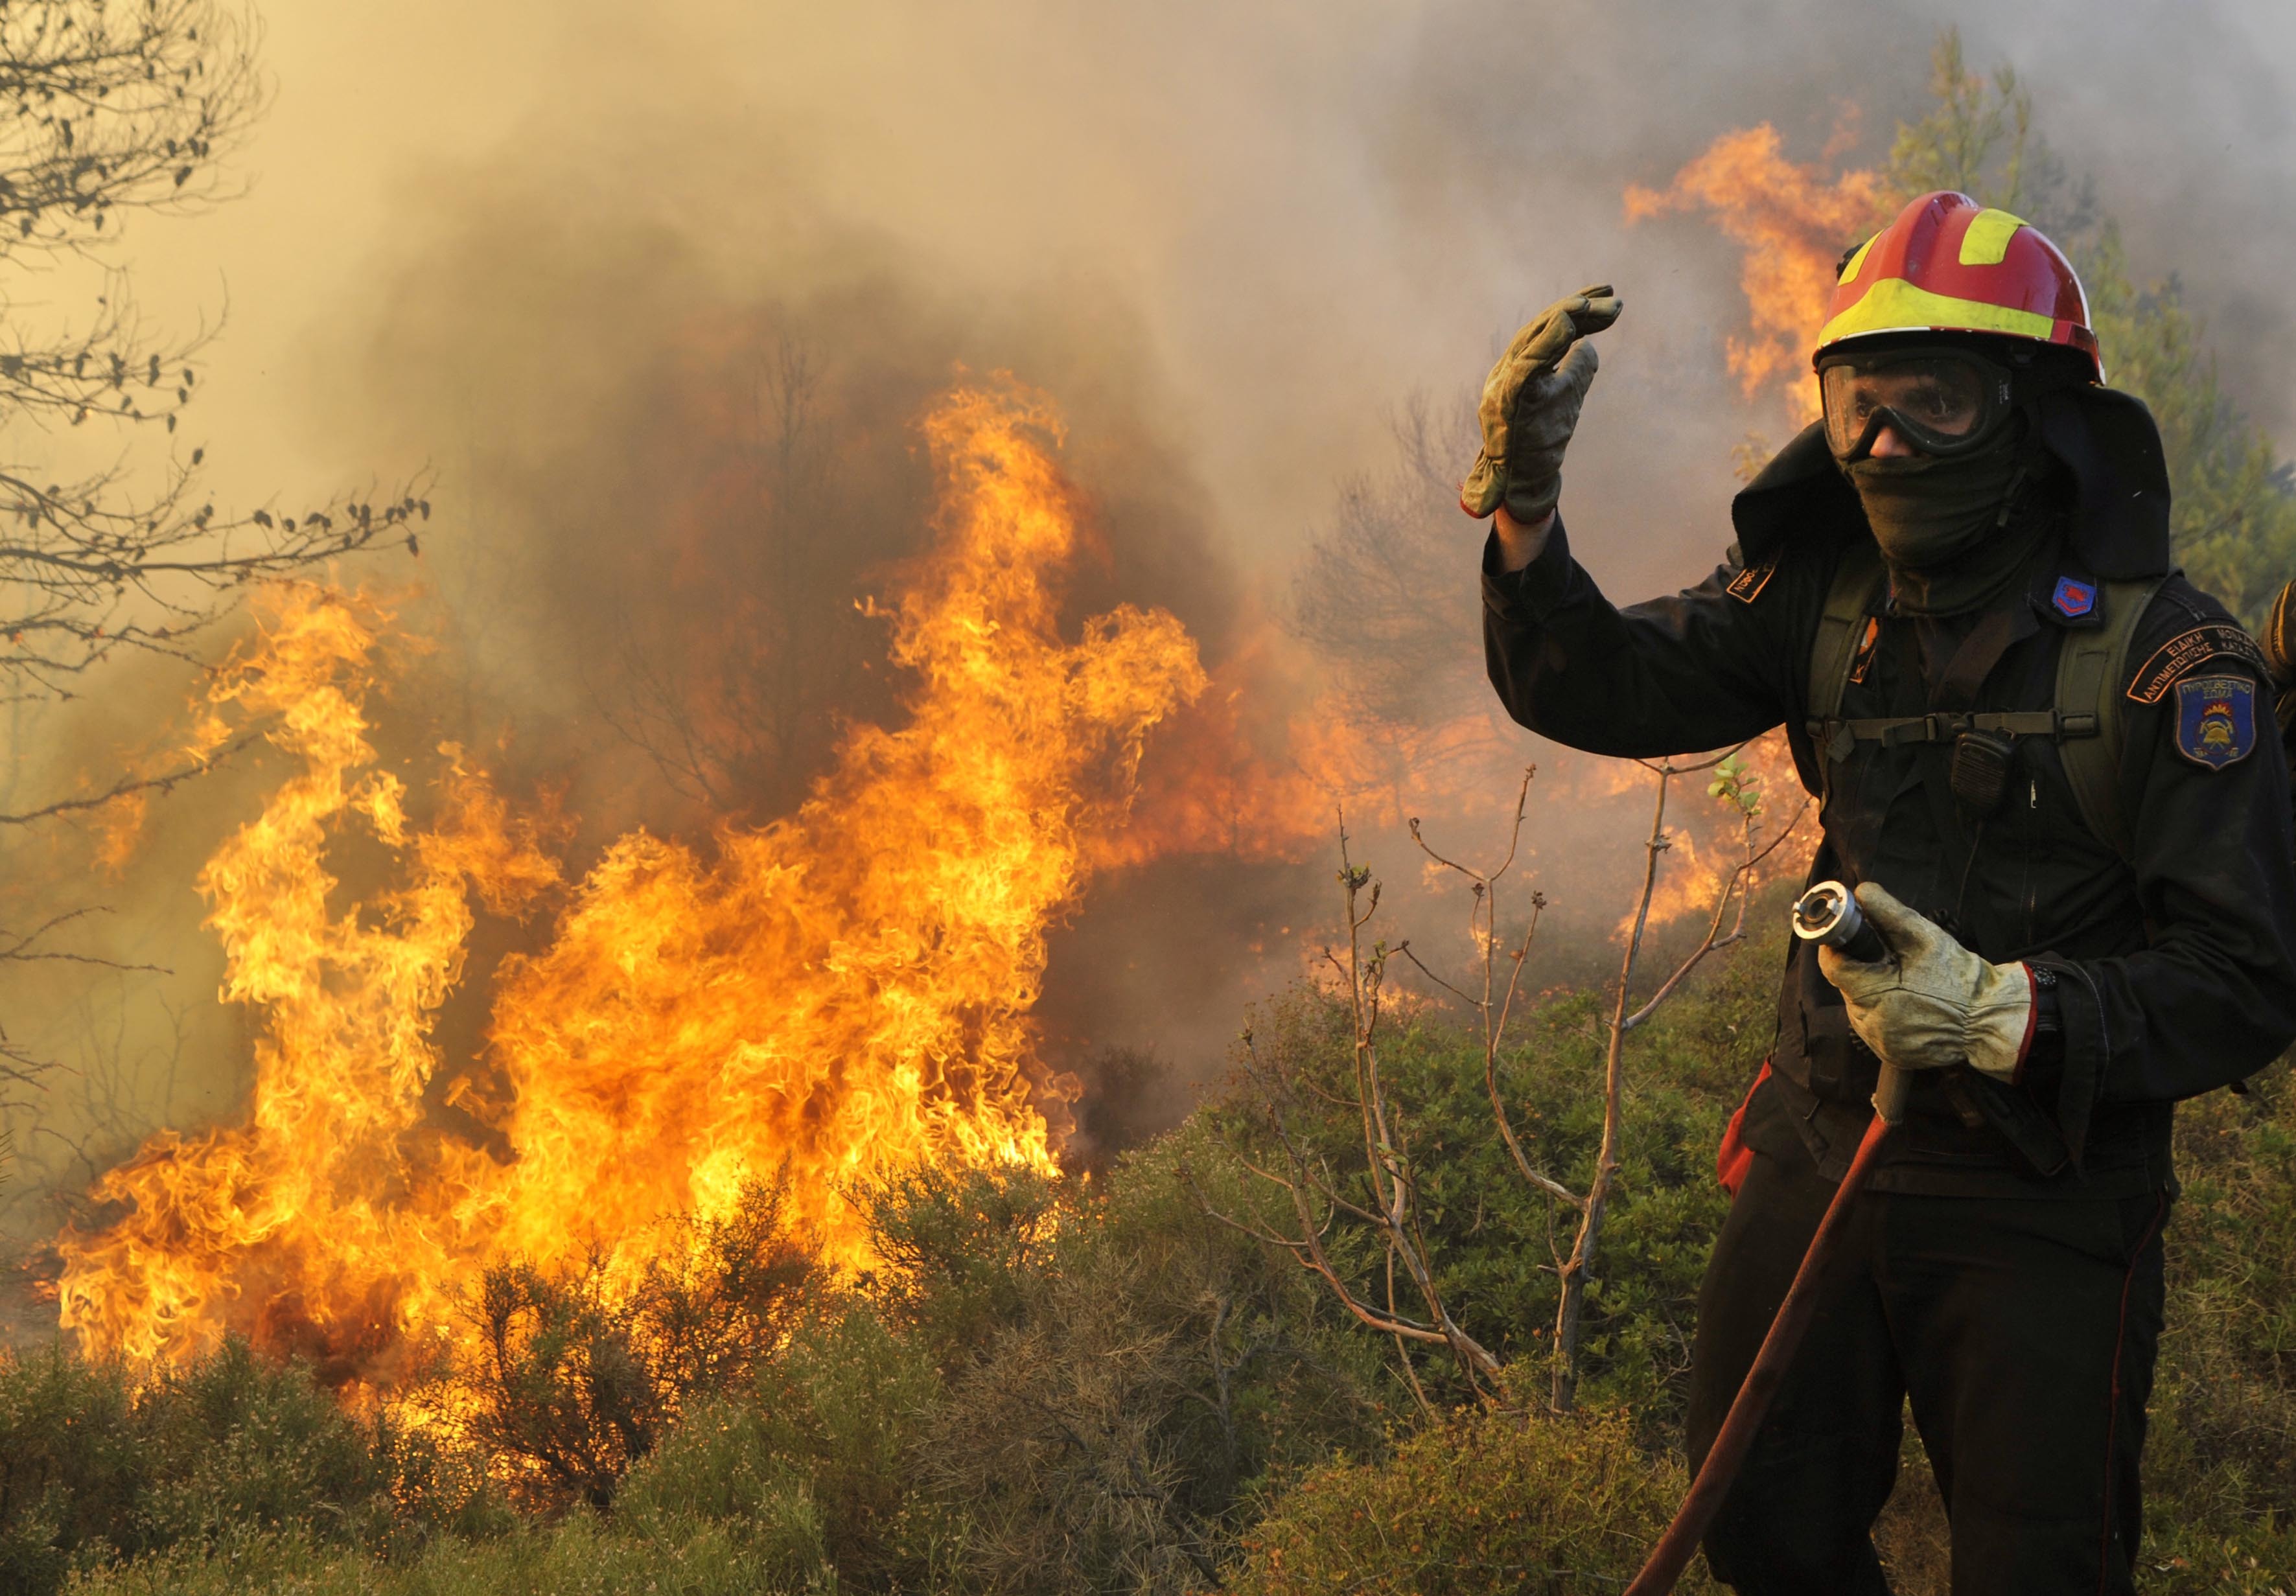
[1729,384,2172,581]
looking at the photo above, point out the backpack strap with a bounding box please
[1804,540,1887,769]
[2054,573,2173,862]
[1803,540,2170,862]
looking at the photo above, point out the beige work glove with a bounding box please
[1816,883,2033,1085]
[1460,284,1623,522]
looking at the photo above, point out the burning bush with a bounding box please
[443,1175,819,1510]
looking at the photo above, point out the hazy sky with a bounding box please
[116,0,2296,610]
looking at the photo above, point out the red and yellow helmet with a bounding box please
[1815,191,2099,379]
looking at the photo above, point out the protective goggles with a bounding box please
[1816,347,2017,460]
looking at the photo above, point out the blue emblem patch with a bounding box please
[2052,576,2097,619]
[2173,676,2256,770]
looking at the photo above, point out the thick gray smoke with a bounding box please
[2,0,2290,1233]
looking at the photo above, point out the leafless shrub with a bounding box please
[1203,754,1806,1412]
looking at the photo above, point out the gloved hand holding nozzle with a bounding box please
[1791,879,1888,964]
[1802,881,2035,1103]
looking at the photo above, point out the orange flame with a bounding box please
[56,381,1208,1385]
[1089,622,1397,870]
[1624,124,1888,422]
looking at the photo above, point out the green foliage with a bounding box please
[1705,752,1763,820]
[2083,231,2296,625]
[1227,1394,1715,1595]
[867,1142,1390,1595]
[1883,28,2093,237]
[719,1301,944,1583]
[0,1344,139,1593]
[0,1337,406,1596]
[2140,1065,2296,1590]
[127,1340,384,1550]
[1883,27,2296,626]
[855,1159,1067,1369]
[612,1401,833,1590]
[67,1516,826,1596]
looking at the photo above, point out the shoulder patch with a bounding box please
[1726,557,1778,603]
[2172,676,2257,769]
[2128,623,2271,704]
[2050,576,2096,619]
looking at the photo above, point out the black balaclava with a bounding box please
[1842,415,2052,617]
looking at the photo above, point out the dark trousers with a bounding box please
[1684,1150,2170,1596]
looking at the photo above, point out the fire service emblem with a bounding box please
[2050,575,2096,619]
[2172,675,2256,770]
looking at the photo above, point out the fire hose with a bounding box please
[1623,881,1903,1596]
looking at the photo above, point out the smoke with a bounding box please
[3,0,2291,1231]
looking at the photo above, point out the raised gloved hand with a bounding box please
[1816,882,2033,1085]
[1460,284,1623,523]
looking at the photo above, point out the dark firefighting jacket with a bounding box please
[1483,403,2296,1197]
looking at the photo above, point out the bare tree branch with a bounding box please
[1200,829,1505,1386]
[0,726,254,826]
[1622,792,1811,1032]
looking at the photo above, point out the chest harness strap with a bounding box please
[1803,538,2171,860]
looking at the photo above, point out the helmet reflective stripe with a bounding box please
[1957,208,2024,266]
[1818,277,2058,351]
[1814,191,2102,380]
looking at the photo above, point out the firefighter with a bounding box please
[1470,191,2296,1593]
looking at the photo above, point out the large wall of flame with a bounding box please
[54,383,1214,1379]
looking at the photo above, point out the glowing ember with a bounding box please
[56,381,1209,1384]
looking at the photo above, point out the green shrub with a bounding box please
[615,1401,829,1587]
[2139,1063,2296,1590]
[62,1305,942,1595]
[0,1337,406,1595]
[0,1344,141,1590]
[64,1524,343,1596]
[742,1300,940,1577]
[616,1298,948,1588]
[857,1159,1066,1369]
[132,1339,385,1548]
[861,1133,1390,1595]
[67,1514,823,1596]
[1227,1393,1715,1595]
